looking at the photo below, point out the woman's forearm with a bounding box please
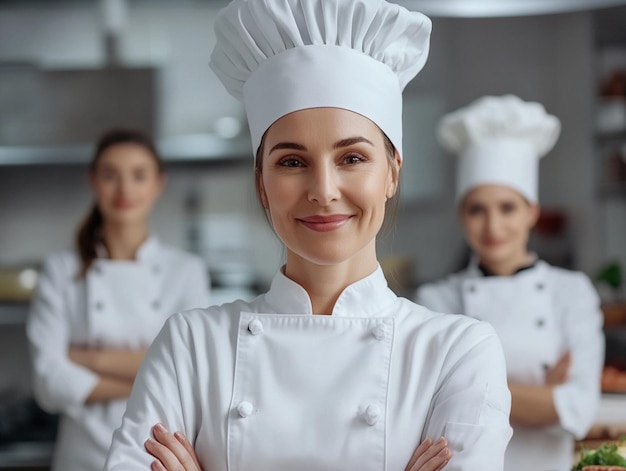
[85,375,134,403]
[70,347,149,381]
[508,383,560,427]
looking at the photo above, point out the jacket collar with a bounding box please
[264,265,397,317]
[467,254,546,279]
[95,235,160,262]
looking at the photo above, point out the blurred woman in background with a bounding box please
[417,95,604,471]
[27,128,210,471]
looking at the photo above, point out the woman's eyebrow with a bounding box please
[268,142,307,154]
[333,136,374,149]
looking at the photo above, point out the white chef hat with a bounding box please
[437,95,561,203]
[209,0,432,158]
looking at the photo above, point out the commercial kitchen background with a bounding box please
[1,0,626,468]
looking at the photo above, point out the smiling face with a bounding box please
[90,142,164,227]
[460,184,540,270]
[257,107,400,273]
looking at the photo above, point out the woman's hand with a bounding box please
[69,346,96,370]
[545,351,571,385]
[405,437,451,471]
[145,423,203,471]
[68,346,148,381]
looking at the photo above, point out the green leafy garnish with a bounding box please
[572,441,626,470]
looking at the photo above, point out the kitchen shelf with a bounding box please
[0,303,29,326]
[596,129,626,144]
[0,134,253,166]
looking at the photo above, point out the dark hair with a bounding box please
[253,127,400,234]
[76,128,163,277]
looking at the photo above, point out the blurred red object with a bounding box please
[600,71,626,97]
[534,208,567,236]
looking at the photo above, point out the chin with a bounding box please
[476,246,513,265]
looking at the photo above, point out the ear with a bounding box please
[386,149,402,199]
[528,202,541,228]
[156,173,167,197]
[258,175,269,209]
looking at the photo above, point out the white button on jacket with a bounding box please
[417,260,604,471]
[106,266,512,471]
[27,237,210,471]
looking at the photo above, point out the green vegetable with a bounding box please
[597,262,623,291]
[572,441,626,470]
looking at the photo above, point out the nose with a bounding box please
[117,174,133,196]
[308,164,340,206]
[485,209,501,235]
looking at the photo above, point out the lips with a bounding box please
[483,238,506,247]
[113,200,134,209]
[298,214,352,232]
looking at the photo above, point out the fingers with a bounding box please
[144,423,201,471]
[546,351,572,385]
[405,437,451,471]
[174,431,202,469]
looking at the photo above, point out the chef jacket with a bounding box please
[417,259,604,471]
[105,266,512,470]
[27,237,210,471]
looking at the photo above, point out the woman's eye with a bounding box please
[278,157,303,168]
[501,202,517,214]
[342,153,365,165]
[466,205,484,216]
[133,170,148,182]
[100,171,117,181]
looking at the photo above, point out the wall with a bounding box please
[0,3,607,287]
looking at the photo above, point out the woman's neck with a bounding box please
[101,222,149,260]
[284,250,378,315]
[478,252,534,277]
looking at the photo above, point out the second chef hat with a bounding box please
[438,95,561,203]
[209,0,432,158]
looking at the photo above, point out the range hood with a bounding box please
[0,64,157,148]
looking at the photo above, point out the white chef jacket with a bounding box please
[26,237,210,471]
[105,266,512,470]
[417,259,604,471]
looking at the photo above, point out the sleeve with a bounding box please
[415,281,460,315]
[104,312,199,470]
[26,255,99,418]
[180,256,211,310]
[552,272,604,439]
[422,321,513,470]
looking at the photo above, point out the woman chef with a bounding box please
[26,129,211,471]
[416,95,605,471]
[105,1,513,470]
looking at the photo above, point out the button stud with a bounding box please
[536,283,545,291]
[248,319,264,335]
[536,319,545,328]
[237,401,254,418]
[95,301,104,311]
[364,404,380,426]
[372,324,386,341]
[467,285,476,293]
[152,300,160,311]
